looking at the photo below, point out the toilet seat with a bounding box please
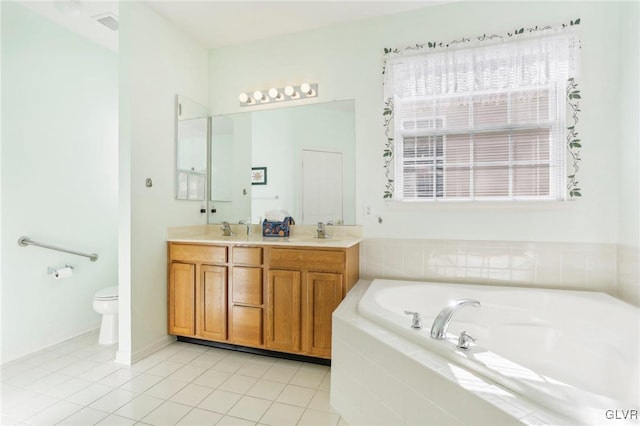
[94,286,118,301]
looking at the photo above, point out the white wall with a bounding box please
[1,2,118,362]
[616,1,640,306]
[118,2,209,363]
[209,1,631,245]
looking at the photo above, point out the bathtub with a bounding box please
[331,279,639,425]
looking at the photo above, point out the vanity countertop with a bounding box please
[167,224,362,248]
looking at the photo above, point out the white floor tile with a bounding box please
[235,362,271,379]
[4,367,52,387]
[41,355,80,372]
[113,394,164,421]
[89,389,138,413]
[167,364,206,382]
[275,384,315,408]
[261,365,298,384]
[215,415,256,426]
[67,383,115,406]
[2,362,32,380]
[140,401,191,426]
[128,358,162,373]
[2,393,59,420]
[99,370,141,388]
[289,369,326,389]
[143,378,188,400]
[175,408,222,426]
[226,395,272,422]
[167,350,201,364]
[78,364,121,382]
[169,383,213,407]
[23,351,62,368]
[41,377,92,399]
[192,369,230,389]
[25,400,82,425]
[145,361,184,378]
[259,402,304,426]
[94,414,137,426]
[197,390,241,414]
[188,353,225,369]
[26,372,72,394]
[56,407,110,426]
[1,383,38,408]
[298,408,340,426]
[58,360,101,377]
[119,373,164,393]
[245,379,285,401]
[307,390,337,414]
[218,375,257,394]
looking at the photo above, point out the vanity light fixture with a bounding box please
[239,83,318,107]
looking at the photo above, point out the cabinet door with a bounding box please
[266,270,302,352]
[307,272,343,358]
[197,265,228,341]
[231,306,262,346]
[168,262,195,336]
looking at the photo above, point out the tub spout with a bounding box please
[430,299,480,340]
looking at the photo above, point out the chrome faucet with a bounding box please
[239,219,251,236]
[457,331,476,350]
[316,222,330,239]
[220,221,236,237]
[430,299,480,340]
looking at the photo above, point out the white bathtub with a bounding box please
[353,279,639,424]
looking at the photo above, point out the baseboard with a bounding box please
[114,334,176,366]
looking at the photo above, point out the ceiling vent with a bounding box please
[94,13,119,31]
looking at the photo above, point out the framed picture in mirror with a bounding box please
[251,167,267,185]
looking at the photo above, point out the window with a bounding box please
[384,32,580,201]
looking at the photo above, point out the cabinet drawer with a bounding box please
[233,247,262,266]
[232,267,263,305]
[170,244,227,263]
[269,248,345,273]
[231,306,262,346]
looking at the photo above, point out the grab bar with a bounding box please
[18,236,98,262]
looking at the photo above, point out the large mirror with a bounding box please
[175,95,209,200]
[209,100,355,225]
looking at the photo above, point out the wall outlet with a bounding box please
[365,205,374,217]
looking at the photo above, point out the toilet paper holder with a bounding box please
[47,264,74,276]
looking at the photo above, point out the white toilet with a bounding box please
[93,286,119,345]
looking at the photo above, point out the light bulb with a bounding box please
[284,86,295,97]
[268,88,282,100]
[253,90,265,102]
[239,93,249,103]
[300,82,315,97]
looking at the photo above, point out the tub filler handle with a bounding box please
[457,331,476,350]
[403,311,422,329]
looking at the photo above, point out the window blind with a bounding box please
[384,32,580,201]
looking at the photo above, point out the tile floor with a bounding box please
[1,331,349,426]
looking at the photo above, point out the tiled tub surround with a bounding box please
[359,239,626,300]
[618,245,640,307]
[331,280,640,426]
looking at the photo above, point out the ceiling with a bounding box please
[20,1,447,52]
[147,1,447,49]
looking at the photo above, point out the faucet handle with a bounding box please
[457,330,476,350]
[403,311,422,329]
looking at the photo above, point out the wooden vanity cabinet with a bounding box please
[266,245,359,359]
[168,241,359,360]
[168,243,229,341]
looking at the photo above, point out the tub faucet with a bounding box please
[430,298,480,340]
[221,221,236,237]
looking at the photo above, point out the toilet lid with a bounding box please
[95,286,118,301]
